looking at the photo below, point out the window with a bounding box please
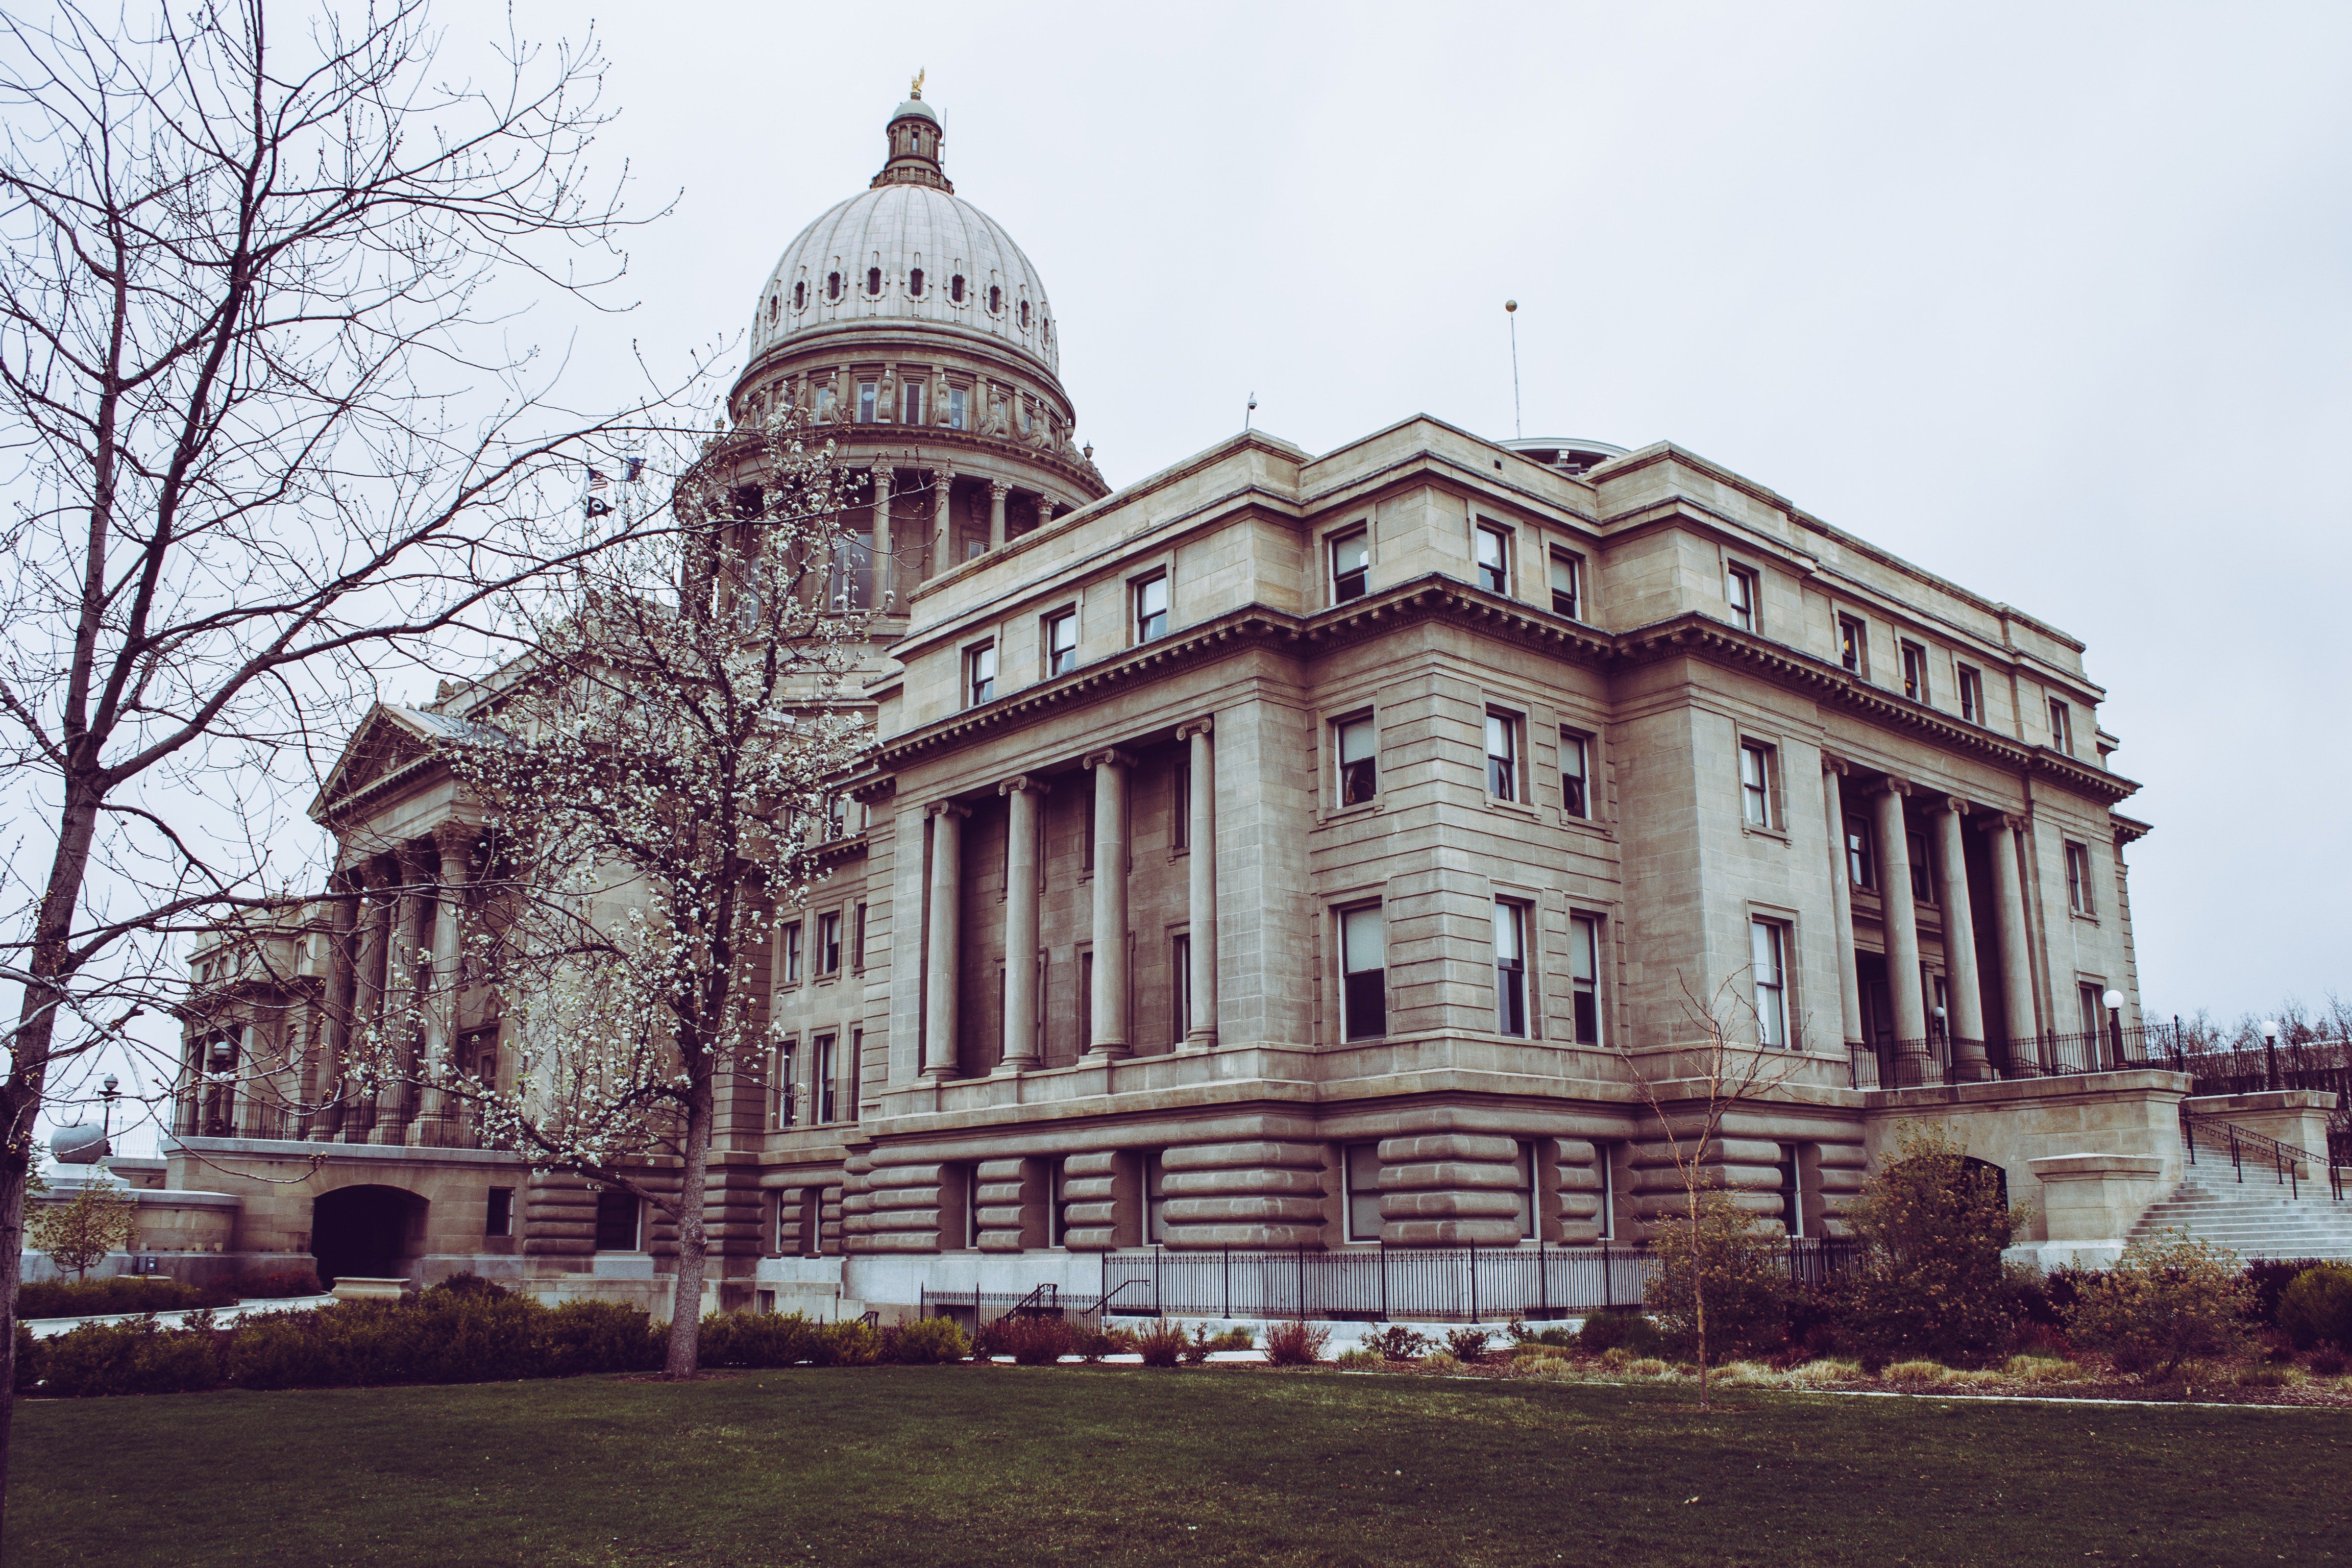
[1485,710,1520,802]
[1171,759,1189,850]
[1340,905,1386,1041]
[1901,641,1929,703]
[1569,914,1601,1044]
[846,1030,862,1123]
[814,1034,837,1123]
[815,384,836,421]
[1777,1146,1805,1239]
[1559,730,1590,818]
[2049,698,2075,755]
[1474,523,1509,595]
[948,385,968,429]
[1344,1142,1383,1242]
[865,265,881,296]
[1549,549,1582,619]
[1726,564,1758,631]
[793,280,806,310]
[1596,1149,1617,1240]
[1133,572,1168,643]
[826,270,842,301]
[826,795,848,841]
[988,283,1002,313]
[1494,901,1529,1038]
[856,381,877,423]
[1844,815,1874,889]
[1907,831,1934,903]
[1838,615,1868,678]
[1044,608,1078,676]
[593,1189,642,1252]
[908,266,925,297]
[902,379,925,425]
[1739,741,1776,829]
[852,903,867,971]
[1958,665,1983,724]
[1172,934,1191,1039]
[2079,983,2108,1039]
[1337,715,1378,806]
[818,912,841,975]
[1019,299,1032,329]
[1512,1142,1539,1240]
[950,273,966,304]
[967,642,996,706]
[938,1164,974,1250]
[485,1187,513,1238]
[1330,527,1370,602]
[1142,1150,1168,1242]
[772,1041,797,1128]
[782,921,803,985]
[1751,919,1790,1048]
[2066,841,2095,915]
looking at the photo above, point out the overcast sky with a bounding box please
[499,0,2345,1025]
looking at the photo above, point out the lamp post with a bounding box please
[2102,988,2125,1069]
[2263,1018,2281,1092]
[100,1073,119,1143]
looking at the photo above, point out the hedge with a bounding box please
[17,1270,323,1320]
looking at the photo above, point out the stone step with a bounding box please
[2120,1181,2352,1262]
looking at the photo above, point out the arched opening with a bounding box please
[826,271,842,301]
[988,284,1001,313]
[950,273,965,304]
[310,1184,428,1287]
[793,280,806,310]
[1019,299,1031,329]
[866,266,882,297]
[1961,1155,2010,1212]
[909,266,924,297]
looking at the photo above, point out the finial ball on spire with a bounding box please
[1505,299,1517,313]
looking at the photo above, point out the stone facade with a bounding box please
[152,91,2194,1316]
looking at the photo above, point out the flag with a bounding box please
[584,465,611,519]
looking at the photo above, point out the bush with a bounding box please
[1136,1321,1189,1367]
[1362,1325,1431,1361]
[1508,1320,1577,1349]
[38,1315,220,1397]
[701,1310,824,1368]
[1844,1124,2027,1368]
[1644,1187,1793,1363]
[2279,1264,2352,1351]
[1420,1351,1460,1374]
[1334,1346,1382,1370]
[2309,1346,2348,1377]
[1444,1327,1492,1364]
[882,1315,970,1365]
[1262,1320,1328,1367]
[1575,1310,1661,1357]
[1194,1325,1254,1353]
[808,1319,879,1367]
[2066,1229,2250,1378]
[17,1276,212,1318]
[2242,1258,2325,1328]
[980,1315,1075,1365]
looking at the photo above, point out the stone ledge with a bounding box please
[2029,1154,2165,1180]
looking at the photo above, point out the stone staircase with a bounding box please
[2127,1179,2352,1261]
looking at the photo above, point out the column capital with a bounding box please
[998,775,1051,797]
[926,800,971,821]
[1871,775,1912,799]
[1975,810,2026,836]
[987,478,1010,500]
[1821,753,1850,777]
[1176,716,1214,742]
[1083,748,1136,772]
[1934,793,1973,817]
[429,820,479,856]
[929,465,955,486]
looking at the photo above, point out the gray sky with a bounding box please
[484,0,2350,1027]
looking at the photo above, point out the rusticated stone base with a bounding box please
[1378,1133,1523,1245]
[1158,1140,1328,1247]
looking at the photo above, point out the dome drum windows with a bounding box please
[950,273,966,304]
[826,271,843,302]
[793,280,807,310]
[1018,299,1031,329]
[866,266,883,298]
[987,283,1002,314]
[908,266,925,297]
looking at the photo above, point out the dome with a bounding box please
[746,94,1060,379]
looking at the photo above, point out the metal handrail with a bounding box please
[1006,1282,1060,1318]
[2181,1109,2345,1203]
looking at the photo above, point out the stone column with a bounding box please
[1981,812,2041,1068]
[1179,719,1218,1049]
[988,481,1009,551]
[310,872,363,1140]
[1037,495,1057,532]
[996,777,1047,1073]
[1084,749,1135,1058]
[929,469,953,579]
[1821,758,1863,1049]
[1872,780,1928,1044]
[372,849,425,1143]
[1932,797,1991,1080]
[870,464,893,609]
[923,803,968,1082]
[413,823,473,1145]
[347,866,392,1141]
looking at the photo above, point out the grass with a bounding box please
[11,1366,2350,1566]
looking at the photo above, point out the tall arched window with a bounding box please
[827,272,842,302]
[793,280,806,310]
[909,267,925,297]
[950,274,966,304]
[866,266,882,297]
[988,284,1002,313]
[1019,300,1031,329]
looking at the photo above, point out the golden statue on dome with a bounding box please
[910,69,925,100]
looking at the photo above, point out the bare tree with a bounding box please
[408,408,886,1376]
[0,0,672,1536]
[1615,971,1807,1411]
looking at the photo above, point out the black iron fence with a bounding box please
[1851,1023,2198,1091]
[1091,1239,1860,1323]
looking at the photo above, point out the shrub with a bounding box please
[1643,1186,1793,1363]
[1334,1346,1381,1370]
[1262,1320,1328,1367]
[1844,1124,2027,1368]
[1420,1351,1460,1374]
[542,1300,665,1377]
[701,1310,823,1368]
[1195,1326,1254,1353]
[2242,1258,2325,1327]
[1511,1323,1577,1349]
[2277,1264,2352,1351]
[38,1316,220,1397]
[427,1272,507,1301]
[1575,1310,1661,1357]
[1136,1321,1189,1368]
[1443,1327,1492,1364]
[16,1276,214,1318]
[2309,1346,2349,1377]
[1362,1325,1431,1361]
[995,1315,1075,1365]
[809,1319,879,1367]
[883,1315,970,1365]
[2066,1229,2250,1378]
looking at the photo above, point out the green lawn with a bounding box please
[9,1367,2345,1566]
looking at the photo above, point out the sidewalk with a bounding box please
[22,1294,337,1339]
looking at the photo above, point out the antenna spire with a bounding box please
[1505,300,1522,440]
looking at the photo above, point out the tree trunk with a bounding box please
[1689,1180,1709,1413]
[662,1077,716,1377]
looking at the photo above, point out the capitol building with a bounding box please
[142,88,2276,1321]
